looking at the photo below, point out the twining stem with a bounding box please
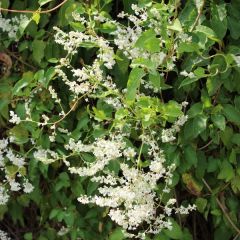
[0,0,68,14]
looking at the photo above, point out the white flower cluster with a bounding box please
[0,139,34,205]
[33,148,59,164]
[54,26,115,69]
[9,111,21,125]
[78,163,171,237]
[0,229,11,240]
[65,135,126,176]
[162,113,188,143]
[0,13,29,40]
[65,131,194,238]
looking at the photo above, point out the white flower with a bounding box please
[0,187,9,205]
[23,179,34,193]
[0,229,11,240]
[9,111,21,124]
[9,180,21,192]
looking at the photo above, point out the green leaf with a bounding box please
[231,134,240,146]
[49,209,59,219]
[168,18,183,32]
[211,114,226,131]
[162,101,182,118]
[179,67,206,88]
[38,0,53,6]
[149,72,161,89]
[109,228,124,240]
[9,124,29,144]
[220,126,233,147]
[228,16,240,40]
[184,115,207,140]
[126,68,145,103]
[55,172,70,191]
[32,12,40,25]
[195,25,220,42]
[19,17,32,35]
[163,219,183,239]
[135,29,160,53]
[196,198,208,213]
[210,4,227,39]
[12,72,34,96]
[184,145,198,167]
[24,233,33,240]
[187,103,203,118]
[131,58,156,72]
[32,40,46,64]
[218,160,234,182]
[178,42,199,53]
[222,104,240,125]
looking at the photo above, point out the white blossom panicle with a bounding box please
[162,113,188,143]
[66,135,126,176]
[33,148,59,164]
[0,229,11,240]
[0,13,29,40]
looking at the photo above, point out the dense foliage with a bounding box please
[1,0,240,239]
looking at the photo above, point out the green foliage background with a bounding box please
[1,0,240,239]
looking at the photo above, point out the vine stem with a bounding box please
[202,178,240,235]
[0,0,68,14]
[190,0,205,32]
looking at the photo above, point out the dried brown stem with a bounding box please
[202,178,240,235]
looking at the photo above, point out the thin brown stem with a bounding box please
[0,0,68,14]
[190,0,205,32]
[5,49,37,71]
[202,178,240,235]
[198,139,213,151]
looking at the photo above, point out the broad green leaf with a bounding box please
[184,145,198,167]
[19,17,32,35]
[126,68,145,103]
[178,42,199,53]
[195,198,208,213]
[211,114,225,131]
[131,58,156,72]
[231,134,240,146]
[0,0,9,8]
[187,103,203,118]
[210,4,227,39]
[220,126,233,147]
[109,228,124,240]
[135,29,160,53]
[195,25,220,42]
[168,18,183,32]
[228,16,240,40]
[9,124,29,144]
[206,77,222,96]
[32,39,46,64]
[222,104,240,125]
[218,160,234,182]
[163,219,183,239]
[12,72,34,96]
[162,101,182,118]
[184,115,207,140]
